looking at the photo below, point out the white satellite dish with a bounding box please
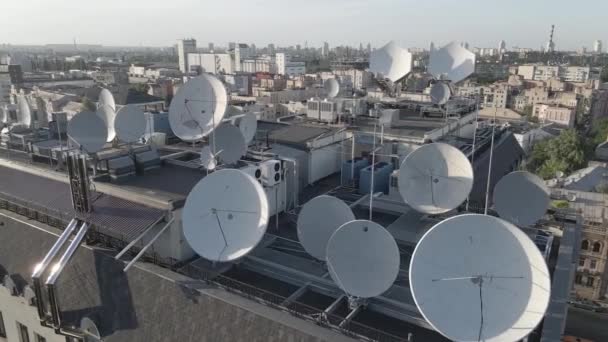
[297,195,355,260]
[169,74,228,142]
[410,214,551,342]
[326,220,400,298]
[493,171,550,226]
[324,78,340,98]
[80,317,101,341]
[398,143,473,214]
[369,41,413,83]
[234,113,257,145]
[96,105,116,142]
[182,169,269,262]
[67,111,108,153]
[17,95,32,127]
[98,88,116,111]
[428,42,476,83]
[200,146,217,170]
[214,123,247,165]
[114,105,146,143]
[430,82,451,105]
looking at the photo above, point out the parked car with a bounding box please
[568,299,606,313]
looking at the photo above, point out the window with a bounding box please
[587,277,595,287]
[17,322,30,342]
[0,311,5,338]
[575,274,583,284]
[582,240,589,250]
[591,260,597,270]
[34,334,46,342]
[593,242,602,253]
[579,257,586,267]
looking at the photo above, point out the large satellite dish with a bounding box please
[428,42,476,83]
[17,95,32,127]
[410,214,551,342]
[114,105,146,143]
[98,88,116,111]
[169,74,228,142]
[398,143,473,214]
[324,78,340,98]
[369,41,413,83]
[182,169,269,262]
[200,146,217,170]
[297,195,355,260]
[234,113,257,145]
[430,82,451,105]
[80,317,101,342]
[326,220,400,298]
[214,123,247,165]
[67,111,108,153]
[493,171,550,226]
[96,105,116,142]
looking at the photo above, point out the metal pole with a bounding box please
[466,98,479,212]
[484,107,497,215]
[351,135,355,185]
[123,218,175,272]
[369,123,377,220]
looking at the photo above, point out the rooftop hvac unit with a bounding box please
[261,159,282,186]
[241,164,263,183]
[359,162,394,195]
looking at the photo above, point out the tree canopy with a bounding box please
[527,129,588,179]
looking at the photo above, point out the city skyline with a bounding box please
[3,0,608,50]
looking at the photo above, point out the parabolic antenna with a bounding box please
[98,88,116,111]
[96,105,116,142]
[67,111,108,153]
[214,123,247,165]
[234,113,257,145]
[410,214,551,342]
[115,105,146,143]
[430,82,451,105]
[324,78,340,98]
[200,146,217,170]
[398,143,473,214]
[493,171,550,226]
[297,195,355,260]
[428,42,476,83]
[169,74,228,142]
[80,317,101,341]
[326,220,400,298]
[369,41,413,83]
[182,169,269,262]
[17,95,32,127]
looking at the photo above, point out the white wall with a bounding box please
[309,143,342,184]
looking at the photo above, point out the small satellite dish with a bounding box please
[430,82,451,105]
[200,146,217,170]
[428,42,476,83]
[67,111,108,153]
[17,95,32,127]
[555,170,565,179]
[96,105,116,142]
[324,78,340,98]
[369,41,413,82]
[98,88,116,111]
[410,214,551,342]
[115,105,146,143]
[567,193,577,202]
[234,113,257,145]
[169,74,228,142]
[398,143,473,214]
[493,171,550,226]
[214,123,247,165]
[326,220,400,298]
[80,317,101,341]
[297,195,355,260]
[182,169,269,262]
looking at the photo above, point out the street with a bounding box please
[565,307,608,341]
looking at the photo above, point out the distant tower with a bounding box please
[498,40,506,51]
[366,43,371,54]
[208,42,214,52]
[594,40,603,54]
[268,43,275,55]
[546,25,555,53]
[430,41,435,51]
[323,42,329,57]
[463,42,470,50]
[177,38,197,73]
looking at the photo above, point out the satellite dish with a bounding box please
[17,95,32,127]
[326,220,400,298]
[555,170,564,179]
[98,88,116,111]
[182,169,269,262]
[493,171,550,226]
[169,74,228,142]
[80,317,101,342]
[324,78,340,98]
[214,123,247,165]
[114,105,146,143]
[429,42,476,83]
[410,214,551,342]
[96,105,116,142]
[369,41,413,83]
[234,113,257,145]
[200,146,217,170]
[398,143,473,214]
[430,82,451,105]
[67,111,108,153]
[297,195,355,260]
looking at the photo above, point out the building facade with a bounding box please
[177,39,197,73]
[533,103,576,127]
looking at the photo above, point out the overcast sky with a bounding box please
[3,0,607,50]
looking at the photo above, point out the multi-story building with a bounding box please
[481,83,510,109]
[187,52,233,75]
[533,103,576,127]
[594,40,603,54]
[517,65,591,83]
[177,38,197,73]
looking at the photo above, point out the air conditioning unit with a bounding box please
[241,164,262,182]
[261,160,282,186]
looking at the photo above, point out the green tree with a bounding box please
[589,118,608,146]
[527,129,587,179]
[81,97,96,112]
